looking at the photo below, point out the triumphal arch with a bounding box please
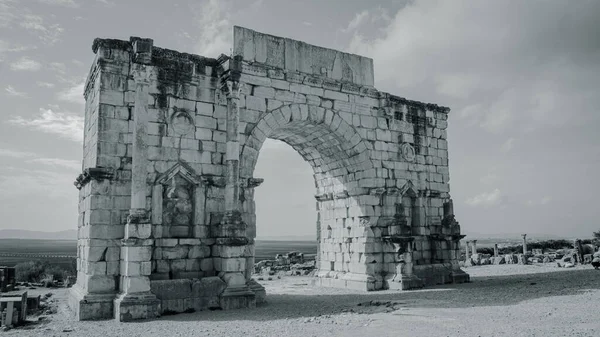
[69,26,469,321]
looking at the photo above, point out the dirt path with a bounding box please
[6,264,600,337]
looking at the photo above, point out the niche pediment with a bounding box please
[156,161,202,186]
[398,180,418,198]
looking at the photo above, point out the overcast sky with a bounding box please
[0,0,598,239]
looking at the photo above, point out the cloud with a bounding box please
[0,148,36,158]
[0,0,17,28]
[191,0,233,57]
[341,7,391,34]
[57,79,85,105]
[5,85,28,97]
[0,40,37,61]
[526,196,552,206]
[36,81,55,88]
[0,147,79,169]
[480,172,498,185]
[94,0,115,6]
[343,10,370,33]
[10,56,42,71]
[500,137,515,153]
[20,14,64,45]
[7,107,84,142]
[38,0,79,7]
[49,62,66,74]
[466,189,503,207]
[71,59,84,67]
[0,167,76,199]
[28,158,80,170]
[346,0,600,133]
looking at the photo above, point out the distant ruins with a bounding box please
[70,26,469,321]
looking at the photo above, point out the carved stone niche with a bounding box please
[152,162,205,238]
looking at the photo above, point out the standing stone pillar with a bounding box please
[464,241,470,261]
[214,55,259,309]
[113,65,159,321]
[494,244,499,257]
[471,240,477,255]
[522,234,527,255]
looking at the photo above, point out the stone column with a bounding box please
[113,64,159,321]
[214,55,258,309]
[522,234,527,255]
[464,241,470,261]
[494,244,499,257]
[471,240,477,255]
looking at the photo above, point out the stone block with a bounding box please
[156,238,178,247]
[121,276,151,293]
[200,258,213,271]
[215,257,246,272]
[323,90,349,102]
[162,246,189,260]
[150,279,192,299]
[192,277,226,297]
[186,259,201,271]
[171,259,187,272]
[240,73,271,86]
[195,116,217,129]
[253,86,275,98]
[121,246,152,262]
[271,79,289,90]
[196,102,214,116]
[120,261,142,276]
[188,246,208,259]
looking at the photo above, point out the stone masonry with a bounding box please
[69,26,469,321]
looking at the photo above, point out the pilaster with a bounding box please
[113,64,160,322]
[215,54,258,310]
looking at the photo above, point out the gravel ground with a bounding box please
[5,264,600,337]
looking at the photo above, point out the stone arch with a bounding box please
[240,103,373,180]
[239,103,382,290]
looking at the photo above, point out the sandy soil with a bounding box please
[5,264,600,337]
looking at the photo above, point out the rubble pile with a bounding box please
[253,251,316,277]
[461,247,600,268]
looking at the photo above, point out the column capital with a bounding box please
[224,80,244,97]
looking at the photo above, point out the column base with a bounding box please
[219,286,256,310]
[68,284,115,320]
[114,292,160,322]
[385,274,424,290]
[247,279,266,304]
[313,270,382,291]
[451,268,470,283]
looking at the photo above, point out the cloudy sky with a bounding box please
[0,0,598,239]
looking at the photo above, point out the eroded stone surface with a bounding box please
[70,26,468,321]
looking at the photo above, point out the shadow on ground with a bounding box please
[130,268,600,323]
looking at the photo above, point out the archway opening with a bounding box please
[253,139,318,264]
[240,104,376,287]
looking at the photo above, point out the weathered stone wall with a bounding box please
[70,26,468,321]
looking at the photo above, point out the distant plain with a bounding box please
[0,239,318,267]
